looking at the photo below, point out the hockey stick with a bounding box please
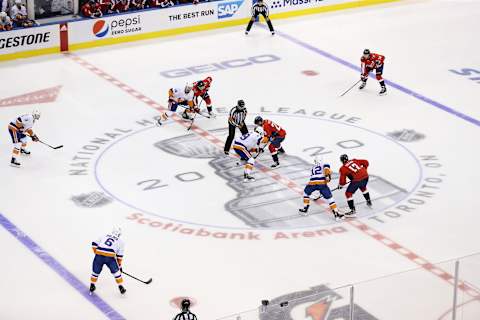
[253,143,269,159]
[312,181,352,201]
[38,139,63,150]
[187,100,203,131]
[122,270,153,284]
[339,79,362,97]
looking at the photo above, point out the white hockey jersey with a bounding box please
[234,132,264,150]
[307,160,332,185]
[10,4,27,18]
[0,15,12,27]
[92,234,125,258]
[169,86,194,103]
[10,114,34,132]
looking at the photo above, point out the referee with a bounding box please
[173,299,197,320]
[224,100,248,155]
[245,0,275,35]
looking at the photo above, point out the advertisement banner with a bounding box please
[0,24,59,55]
[267,0,358,15]
[68,0,250,45]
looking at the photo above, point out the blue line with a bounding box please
[0,212,125,320]
[268,27,480,127]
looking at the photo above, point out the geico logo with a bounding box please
[110,15,141,29]
[160,54,280,78]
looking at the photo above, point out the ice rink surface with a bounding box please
[1,0,480,319]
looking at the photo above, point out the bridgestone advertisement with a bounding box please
[0,25,59,54]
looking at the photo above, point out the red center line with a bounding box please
[66,52,480,300]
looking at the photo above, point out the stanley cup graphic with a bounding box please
[155,128,407,229]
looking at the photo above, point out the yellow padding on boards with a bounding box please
[0,46,60,61]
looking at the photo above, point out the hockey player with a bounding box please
[299,158,344,221]
[254,116,285,168]
[359,49,386,95]
[81,0,102,18]
[0,11,13,31]
[90,227,126,295]
[192,76,214,116]
[245,0,274,35]
[232,127,268,182]
[8,111,40,167]
[158,84,197,125]
[98,0,114,14]
[10,0,33,28]
[337,154,372,217]
[112,0,130,13]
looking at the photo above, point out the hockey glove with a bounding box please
[31,134,39,142]
[337,184,343,190]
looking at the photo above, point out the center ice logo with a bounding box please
[218,0,244,19]
[92,20,109,38]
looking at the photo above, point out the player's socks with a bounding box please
[363,192,372,206]
[271,154,280,167]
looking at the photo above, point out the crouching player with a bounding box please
[8,111,40,167]
[254,116,286,168]
[158,84,197,125]
[193,76,214,117]
[90,228,126,295]
[359,49,386,95]
[233,127,268,182]
[338,154,372,217]
[299,158,344,221]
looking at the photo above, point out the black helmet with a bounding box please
[340,154,348,163]
[363,49,370,56]
[237,100,245,109]
[196,80,205,90]
[181,299,191,311]
[254,116,263,126]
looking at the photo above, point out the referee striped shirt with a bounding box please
[228,106,247,127]
[251,2,269,17]
[173,311,197,320]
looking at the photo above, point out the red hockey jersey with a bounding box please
[193,77,212,97]
[262,119,286,138]
[339,159,369,185]
[361,53,385,74]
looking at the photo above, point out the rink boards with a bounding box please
[0,0,400,61]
